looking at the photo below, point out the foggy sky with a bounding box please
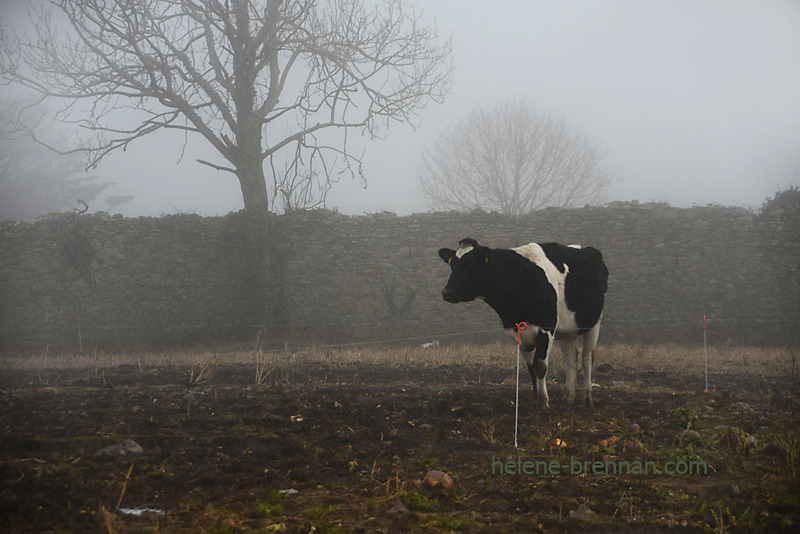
[3,0,799,217]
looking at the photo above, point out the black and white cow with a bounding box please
[439,238,609,407]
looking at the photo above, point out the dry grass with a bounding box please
[601,343,799,381]
[1,341,797,389]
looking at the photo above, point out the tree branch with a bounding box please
[419,100,610,214]
[1,0,453,213]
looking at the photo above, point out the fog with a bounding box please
[3,0,800,217]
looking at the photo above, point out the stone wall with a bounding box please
[0,212,258,351]
[1,201,798,352]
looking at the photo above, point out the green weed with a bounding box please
[671,406,698,430]
[400,491,439,512]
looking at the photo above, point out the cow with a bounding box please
[438,238,608,407]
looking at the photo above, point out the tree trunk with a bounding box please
[234,147,276,339]
[227,0,280,339]
[236,154,269,215]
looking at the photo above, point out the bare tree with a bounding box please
[0,0,453,216]
[0,102,115,221]
[418,100,610,215]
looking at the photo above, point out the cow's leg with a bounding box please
[520,349,536,395]
[581,322,601,406]
[558,338,578,403]
[521,330,553,407]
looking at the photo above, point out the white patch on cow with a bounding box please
[512,243,580,335]
[568,244,582,249]
[455,243,474,258]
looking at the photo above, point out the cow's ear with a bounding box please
[439,248,455,264]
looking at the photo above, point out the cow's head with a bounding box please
[438,238,491,303]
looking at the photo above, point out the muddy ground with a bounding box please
[1,346,799,533]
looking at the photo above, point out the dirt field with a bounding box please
[1,343,799,533]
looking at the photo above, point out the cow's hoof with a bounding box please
[533,360,547,379]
